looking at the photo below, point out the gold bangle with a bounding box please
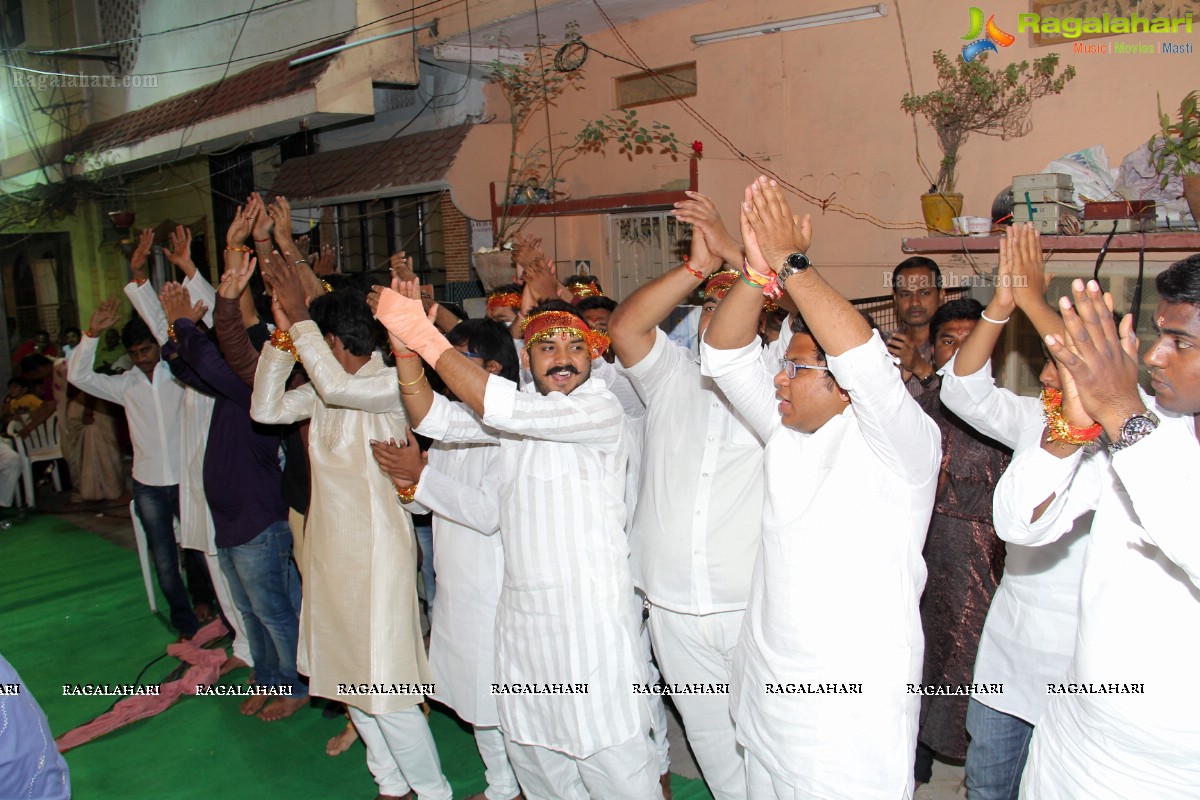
[225,245,252,253]
[167,323,177,342]
[322,280,333,294]
[395,484,418,504]
[398,370,426,388]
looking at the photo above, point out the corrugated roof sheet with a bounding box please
[72,37,346,154]
[270,124,471,200]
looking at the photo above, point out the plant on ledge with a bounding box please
[901,50,1076,194]
[488,27,680,248]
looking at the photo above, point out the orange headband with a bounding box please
[704,269,740,300]
[487,292,521,310]
[522,310,610,359]
[568,283,603,299]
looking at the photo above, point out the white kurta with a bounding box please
[409,398,505,727]
[419,374,648,758]
[938,356,1091,724]
[126,276,217,553]
[993,394,1200,798]
[702,331,940,798]
[250,322,426,716]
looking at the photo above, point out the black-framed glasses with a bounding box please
[779,358,830,378]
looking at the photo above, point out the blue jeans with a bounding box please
[217,521,306,697]
[131,481,198,638]
[415,522,436,609]
[965,697,1033,800]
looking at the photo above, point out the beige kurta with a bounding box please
[250,321,427,715]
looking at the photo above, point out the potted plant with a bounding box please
[1149,90,1200,226]
[902,50,1076,233]
[476,27,680,289]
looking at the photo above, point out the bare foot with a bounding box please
[258,694,307,721]
[220,655,248,676]
[240,694,268,715]
[326,722,358,756]
[660,772,672,800]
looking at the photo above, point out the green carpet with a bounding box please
[1,515,714,799]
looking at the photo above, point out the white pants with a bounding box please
[504,725,663,800]
[349,705,453,800]
[0,441,21,507]
[745,750,803,800]
[648,605,747,800]
[475,725,522,800]
[639,602,671,776]
[202,549,253,666]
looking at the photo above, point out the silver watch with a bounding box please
[776,252,811,285]
[1107,410,1160,453]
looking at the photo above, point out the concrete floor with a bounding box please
[29,485,969,798]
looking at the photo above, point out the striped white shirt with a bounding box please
[418,374,648,757]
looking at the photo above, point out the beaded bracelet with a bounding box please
[225,245,252,253]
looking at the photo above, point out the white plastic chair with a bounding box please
[6,417,62,508]
[128,500,158,613]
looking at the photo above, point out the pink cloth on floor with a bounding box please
[56,618,229,752]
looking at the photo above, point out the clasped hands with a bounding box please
[369,279,450,365]
[1044,279,1145,439]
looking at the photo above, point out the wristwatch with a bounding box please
[1107,410,1160,453]
[776,252,811,285]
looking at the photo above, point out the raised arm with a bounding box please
[939,355,1039,449]
[953,230,1019,376]
[370,280,434,426]
[673,189,742,267]
[250,341,315,425]
[292,320,402,413]
[67,298,127,405]
[1010,223,1065,342]
[609,192,724,367]
[743,176,868,357]
[215,251,262,387]
[745,176,937,482]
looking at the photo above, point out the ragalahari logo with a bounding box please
[962,7,1015,61]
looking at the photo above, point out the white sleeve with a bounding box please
[181,272,216,328]
[66,336,127,406]
[481,376,623,449]
[593,357,646,419]
[701,338,778,443]
[250,344,316,424]
[992,437,1098,546]
[290,321,403,415]
[1111,421,1200,588]
[124,280,169,345]
[827,331,940,486]
[416,393,497,446]
[413,464,501,536]
[938,355,1038,450]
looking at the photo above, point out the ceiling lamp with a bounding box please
[691,4,889,46]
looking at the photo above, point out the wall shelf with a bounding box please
[901,231,1200,254]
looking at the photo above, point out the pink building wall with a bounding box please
[448,0,1198,298]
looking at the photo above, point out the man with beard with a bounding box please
[373,289,661,800]
[886,257,944,398]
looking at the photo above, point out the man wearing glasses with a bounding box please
[702,177,940,798]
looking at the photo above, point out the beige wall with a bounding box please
[446,0,1199,298]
